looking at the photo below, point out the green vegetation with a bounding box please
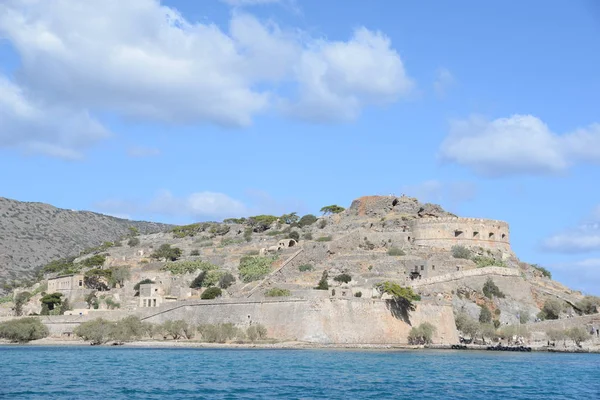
[482,278,505,299]
[243,228,253,242]
[248,215,278,232]
[387,247,406,256]
[171,223,205,238]
[280,212,299,225]
[161,260,218,275]
[246,325,268,342]
[303,232,313,240]
[238,256,275,283]
[315,271,329,290]
[479,305,492,323]
[133,279,155,291]
[575,295,600,315]
[320,205,345,215]
[201,287,222,300]
[84,268,112,291]
[190,271,206,289]
[190,249,200,256]
[41,256,78,275]
[472,256,506,268]
[14,291,31,316]
[566,327,591,347]
[151,244,183,261]
[316,235,332,242]
[538,299,564,320]
[0,295,12,304]
[407,322,436,345]
[298,214,318,227]
[0,318,49,343]
[197,323,267,343]
[354,291,362,297]
[105,298,120,310]
[82,254,107,268]
[40,292,63,315]
[288,231,300,241]
[333,273,352,284]
[220,238,244,247]
[531,264,552,279]
[223,217,247,224]
[109,266,131,287]
[375,281,421,311]
[127,237,140,247]
[264,288,291,297]
[455,312,480,338]
[298,264,314,272]
[159,320,195,340]
[451,245,471,259]
[218,273,236,289]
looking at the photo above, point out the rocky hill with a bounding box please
[0,197,171,289]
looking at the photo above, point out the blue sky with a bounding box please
[1,0,599,294]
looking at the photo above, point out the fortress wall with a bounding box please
[524,314,600,333]
[410,266,521,287]
[411,217,511,252]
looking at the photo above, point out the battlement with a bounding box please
[414,217,509,226]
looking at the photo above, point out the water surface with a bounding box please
[0,346,597,399]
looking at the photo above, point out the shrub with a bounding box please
[190,249,200,256]
[74,318,114,345]
[162,260,219,275]
[201,287,222,300]
[40,292,63,314]
[451,245,471,259]
[387,247,405,256]
[567,327,590,347]
[575,295,600,315]
[198,323,246,343]
[220,238,243,247]
[110,316,145,343]
[303,232,313,240]
[84,269,112,291]
[288,231,300,241]
[160,320,194,340]
[82,254,107,268]
[375,281,421,311]
[482,278,505,299]
[333,273,352,284]
[0,318,49,342]
[316,235,332,242]
[238,256,275,283]
[264,288,291,297]
[354,291,362,298]
[407,322,436,345]
[248,215,278,232]
[298,264,314,272]
[320,205,345,215]
[472,256,506,268]
[541,299,564,320]
[280,212,299,225]
[151,244,183,261]
[315,271,329,290]
[218,273,236,289]
[298,214,318,227]
[14,291,32,316]
[531,264,552,279]
[127,237,140,247]
[110,266,131,287]
[134,279,155,291]
[546,328,567,342]
[243,228,253,242]
[479,305,492,323]
[455,312,479,338]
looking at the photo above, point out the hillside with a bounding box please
[0,197,171,289]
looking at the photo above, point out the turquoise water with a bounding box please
[0,347,598,399]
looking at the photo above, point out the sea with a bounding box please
[0,346,598,399]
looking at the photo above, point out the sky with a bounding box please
[0,0,599,294]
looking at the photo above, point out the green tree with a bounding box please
[315,271,329,290]
[575,295,600,315]
[218,273,236,289]
[333,273,352,284]
[455,312,480,339]
[151,244,183,261]
[248,215,278,232]
[110,266,131,287]
[0,318,49,342]
[74,318,114,345]
[201,287,222,300]
[160,320,194,339]
[451,245,471,259]
[375,281,421,311]
[482,278,505,299]
[479,305,492,323]
[14,291,31,316]
[264,288,291,297]
[567,326,590,347]
[190,271,207,289]
[298,214,318,227]
[288,231,300,241]
[407,322,436,344]
[320,205,345,215]
[40,292,63,314]
[127,237,140,247]
[541,299,564,320]
[111,316,145,343]
[82,254,107,268]
[280,212,299,225]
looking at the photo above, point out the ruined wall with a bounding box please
[410,266,521,288]
[411,217,511,252]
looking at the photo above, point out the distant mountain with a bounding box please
[0,197,171,289]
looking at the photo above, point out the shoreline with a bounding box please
[2,338,599,353]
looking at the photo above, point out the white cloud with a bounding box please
[221,0,281,5]
[127,146,161,158]
[542,207,600,253]
[433,67,455,98]
[551,258,600,295]
[401,180,477,207]
[439,114,600,177]
[0,0,413,158]
[0,75,109,160]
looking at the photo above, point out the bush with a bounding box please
[575,296,600,315]
[375,281,421,311]
[105,298,120,310]
[316,235,332,242]
[134,279,155,291]
[472,256,506,268]
[298,264,314,272]
[0,318,49,342]
[151,244,183,261]
[298,214,318,227]
[110,266,131,287]
[110,316,145,343]
[14,291,32,316]
[238,256,275,283]
[333,273,352,284]
[201,287,222,300]
[248,215,278,233]
[82,254,107,268]
[451,245,471,259]
[354,291,362,298]
[198,323,247,343]
[40,292,63,314]
[315,271,329,290]
[74,318,114,345]
[320,205,345,215]
[218,273,236,289]
[246,324,268,342]
[455,312,479,338]
[190,249,200,256]
[162,260,219,275]
[127,237,140,247]
[546,328,567,342]
[531,264,552,279]
[541,299,564,320]
[482,278,505,299]
[190,271,207,288]
[243,228,253,242]
[159,320,194,340]
[288,231,300,241]
[303,232,313,240]
[387,247,405,256]
[407,322,436,345]
[479,305,492,323]
[264,288,291,297]
[567,327,590,347]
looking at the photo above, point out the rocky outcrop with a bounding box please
[346,195,455,219]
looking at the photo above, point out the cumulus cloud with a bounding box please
[221,0,281,5]
[550,258,600,295]
[0,75,109,160]
[433,67,455,98]
[439,115,600,177]
[401,180,477,207]
[0,0,413,158]
[542,207,600,253]
[127,146,161,158]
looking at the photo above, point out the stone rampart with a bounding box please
[411,217,511,252]
[524,314,600,333]
[410,267,520,287]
